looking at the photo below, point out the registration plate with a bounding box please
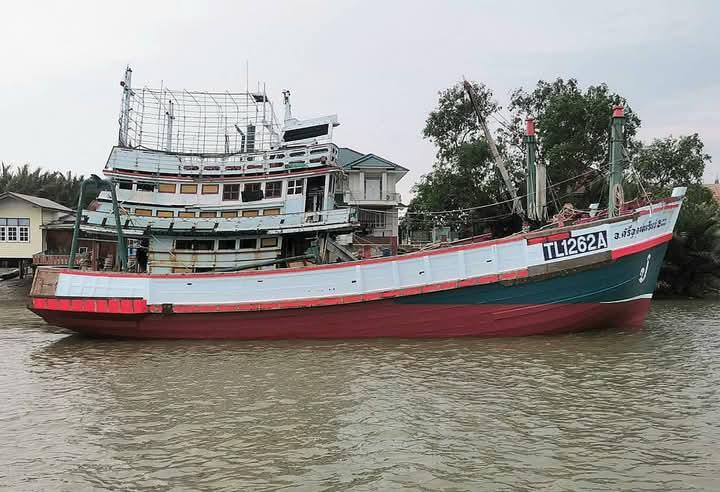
[542,231,608,261]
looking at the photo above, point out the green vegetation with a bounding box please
[409,78,719,296]
[0,162,100,209]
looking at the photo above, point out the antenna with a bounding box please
[119,66,133,147]
[283,90,292,122]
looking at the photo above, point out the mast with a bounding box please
[119,66,133,147]
[608,105,625,217]
[525,117,537,220]
[463,81,524,216]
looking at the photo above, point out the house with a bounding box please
[0,192,72,271]
[336,148,408,257]
[706,178,720,204]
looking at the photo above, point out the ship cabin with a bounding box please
[41,71,360,274]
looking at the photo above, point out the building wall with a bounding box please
[341,171,401,200]
[0,200,44,259]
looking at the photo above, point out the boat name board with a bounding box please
[612,218,667,241]
[542,230,608,261]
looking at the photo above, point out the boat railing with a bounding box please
[106,144,340,178]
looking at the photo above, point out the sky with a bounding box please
[1,0,719,201]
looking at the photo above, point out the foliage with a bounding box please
[659,184,720,297]
[408,141,511,234]
[410,77,720,296]
[409,82,520,236]
[422,81,498,162]
[0,163,99,209]
[632,134,709,190]
[507,78,641,206]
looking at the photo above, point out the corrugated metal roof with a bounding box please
[0,192,73,212]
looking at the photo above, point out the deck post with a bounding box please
[525,118,537,221]
[608,105,625,217]
[68,179,89,268]
[109,182,128,271]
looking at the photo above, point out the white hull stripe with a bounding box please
[600,293,653,304]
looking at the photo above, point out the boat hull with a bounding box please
[31,243,666,339]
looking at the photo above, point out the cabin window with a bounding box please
[265,181,282,199]
[218,239,236,250]
[263,208,281,216]
[260,237,279,248]
[180,184,198,194]
[137,182,155,192]
[158,183,177,193]
[199,211,217,218]
[287,179,303,195]
[174,239,214,251]
[118,181,133,190]
[221,211,238,218]
[156,210,174,218]
[135,208,152,216]
[242,210,259,217]
[0,226,4,241]
[19,226,29,242]
[178,211,196,218]
[202,184,219,194]
[223,184,240,201]
[283,124,329,142]
[242,182,263,202]
[175,240,193,250]
[238,238,257,249]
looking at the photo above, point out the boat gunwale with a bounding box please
[28,233,673,315]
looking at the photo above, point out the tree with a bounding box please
[632,134,709,190]
[507,78,640,207]
[423,81,498,162]
[0,162,97,209]
[408,82,519,237]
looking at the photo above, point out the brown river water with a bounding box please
[1,281,719,490]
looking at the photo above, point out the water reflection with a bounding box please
[1,299,720,490]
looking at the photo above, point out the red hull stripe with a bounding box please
[611,233,672,260]
[526,232,570,245]
[637,203,680,216]
[31,297,147,314]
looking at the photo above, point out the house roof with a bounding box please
[0,192,73,212]
[337,147,409,173]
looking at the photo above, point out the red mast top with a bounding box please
[612,105,624,118]
[526,117,535,136]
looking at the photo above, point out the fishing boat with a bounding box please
[27,77,686,339]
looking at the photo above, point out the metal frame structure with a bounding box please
[118,67,282,156]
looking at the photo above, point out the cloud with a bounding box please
[0,0,718,195]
